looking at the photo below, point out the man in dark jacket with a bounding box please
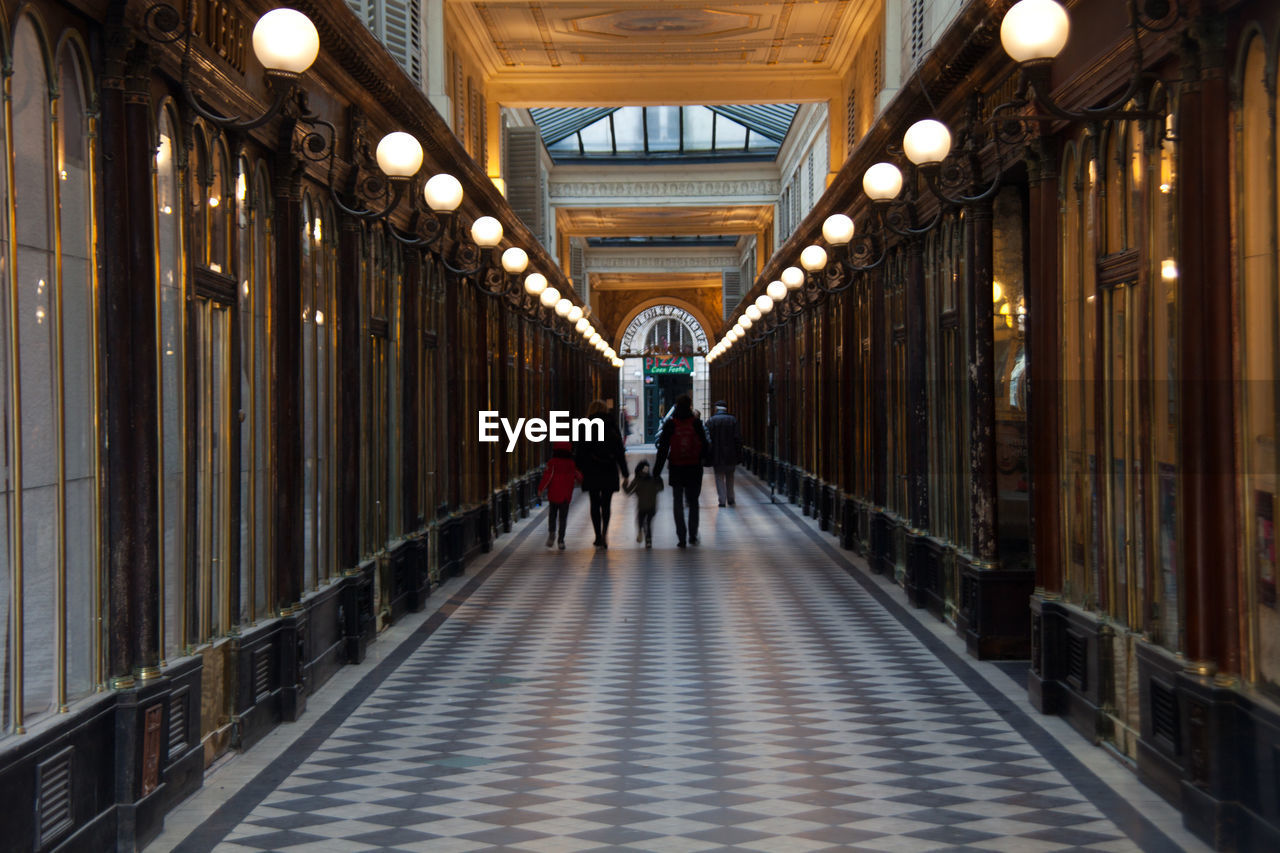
[653,394,709,547]
[705,400,742,507]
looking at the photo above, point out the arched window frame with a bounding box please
[155,97,187,662]
[2,12,103,735]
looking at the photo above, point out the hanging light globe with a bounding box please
[767,280,788,302]
[800,245,828,272]
[252,9,320,76]
[755,294,774,314]
[375,132,423,178]
[567,306,584,323]
[863,162,904,201]
[524,273,547,296]
[470,216,503,248]
[539,286,560,308]
[1000,0,1071,64]
[781,266,805,290]
[423,173,464,212]
[554,298,572,317]
[502,247,529,274]
[903,119,953,166]
[822,213,855,246]
[745,305,762,322]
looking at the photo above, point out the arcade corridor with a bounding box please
[147,466,1203,853]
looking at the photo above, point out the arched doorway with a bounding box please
[617,304,710,444]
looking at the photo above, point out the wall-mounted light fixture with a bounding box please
[147,5,321,131]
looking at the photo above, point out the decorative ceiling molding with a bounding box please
[588,254,740,271]
[591,273,725,290]
[766,0,795,65]
[474,4,516,66]
[528,3,563,67]
[551,179,780,200]
[813,0,852,64]
[556,205,774,239]
[453,0,873,81]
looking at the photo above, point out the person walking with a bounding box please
[705,400,743,507]
[574,400,629,548]
[653,394,709,547]
[537,442,581,550]
[624,460,663,548]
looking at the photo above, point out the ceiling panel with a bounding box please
[557,205,773,238]
[454,1,869,74]
[591,273,724,291]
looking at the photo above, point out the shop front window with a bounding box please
[1,20,102,734]
[1237,31,1280,689]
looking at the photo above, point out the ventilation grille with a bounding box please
[254,648,272,702]
[1151,680,1179,750]
[452,53,465,137]
[806,150,816,210]
[38,748,74,847]
[739,243,756,301]
[570,243,585,294]
[847,87,857,146]
[505,126,546,246]
[910,0,926,66]
[722,270,742,321]
[1066,630,1087,690]
[169,688,189,758]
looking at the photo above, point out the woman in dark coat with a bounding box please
[574,399,629,548]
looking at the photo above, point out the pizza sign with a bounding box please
[644,354,694,375]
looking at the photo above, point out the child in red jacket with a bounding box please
[538,442,582,550]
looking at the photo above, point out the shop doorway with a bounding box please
[643,372,693,443]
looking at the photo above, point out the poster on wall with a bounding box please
[1256,489,1276,608]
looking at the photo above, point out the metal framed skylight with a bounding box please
[530,104,798,162]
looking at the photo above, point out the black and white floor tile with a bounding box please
[159,467,1193,852]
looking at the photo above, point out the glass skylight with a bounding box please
[530,104,798,162]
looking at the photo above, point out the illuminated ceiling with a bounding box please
[455,1,863,72]
[447,2,876,324]
[454,0,877,104]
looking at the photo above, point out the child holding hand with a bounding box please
[624,461,663,549]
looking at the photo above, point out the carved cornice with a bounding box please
[550,179,780,200]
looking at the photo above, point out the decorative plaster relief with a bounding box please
[550,180,780,199]
[588,254,739,271]
[621,304,710,353]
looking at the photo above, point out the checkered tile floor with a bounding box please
[171,468,1174,852]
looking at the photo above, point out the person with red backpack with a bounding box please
[538,442,582,550]
[653,394,710,547]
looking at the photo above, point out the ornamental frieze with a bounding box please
[549,179,779,199]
